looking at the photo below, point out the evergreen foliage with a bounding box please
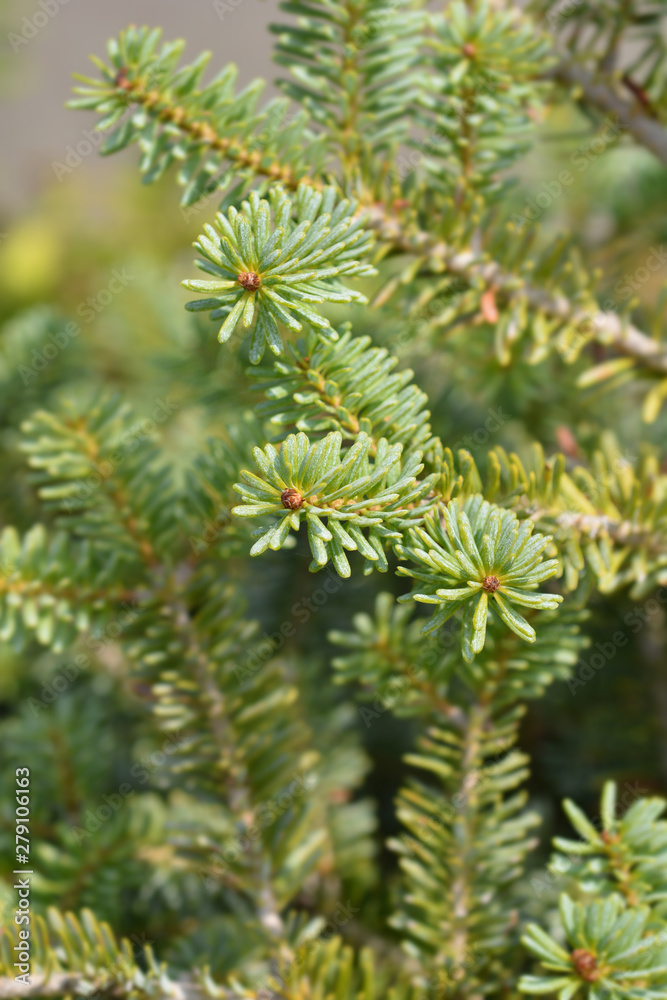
[233,429,433,576]
[2,3,667,999]
[397,496,562,658]
[183,184,375,357]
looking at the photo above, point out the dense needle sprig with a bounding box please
[521,894,667,1000]
[232,430,434,576]
[183,184,376,360]
[398,496,562,660]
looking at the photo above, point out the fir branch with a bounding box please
[397,496,562,661]
[413,2,553,220]
[0,524,135,652]
[0,912,380,1000]
[391,708,536,995]
[272,0,424,180]
[20,396,177,569]
[120,564,334,919]
[331,595,588,992]
[385,608,586,993]
[183,185,376,359]
[157,587,285,937]
[70,29,667,386]
[0,976,217,1000]
[329,592,468,727]
[371,208,667,377]
[432,437,667,597]
[550,59,667,167]
[249,326,434,456]
[551,781,667,913]
[67,26,325,203]
[232,429,435,576]
[250,331,667,600]
[521,894,667,1000]
[536,0,667,165]
[0,907,230,1000]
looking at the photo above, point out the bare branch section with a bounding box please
[372,210,667,376]
[551,61,667,168]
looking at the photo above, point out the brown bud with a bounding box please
[200,124,218,145]
[114,67,133,91]
[482,575,500,593]
[480,288,499,324]
[462,43,477,59]
[571,949,600,982]
[555,425,580,459]
[281,488,303,510]
[238,271,261,292]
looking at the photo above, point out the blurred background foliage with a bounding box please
[0,0,666,964]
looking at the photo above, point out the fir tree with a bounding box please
[2,4,667,1000]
